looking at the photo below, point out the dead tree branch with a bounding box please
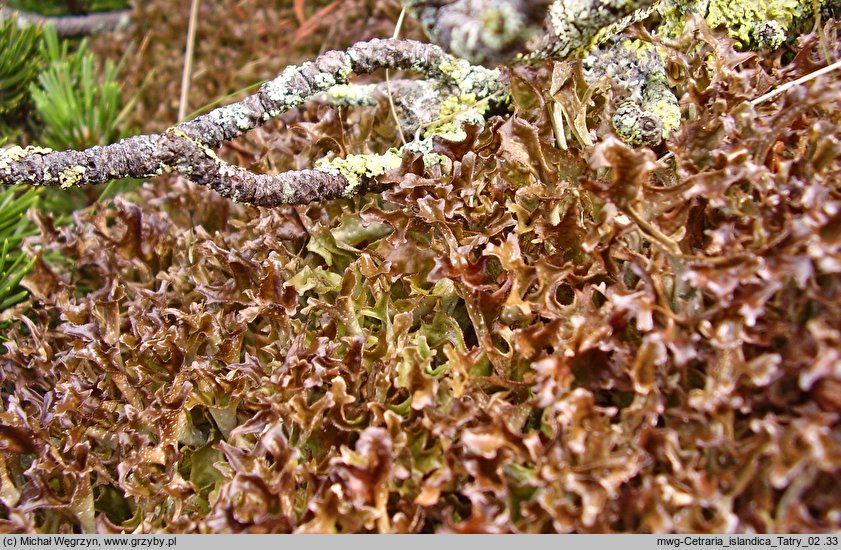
[535,0,658,59]
[401,0,658,64]
[0,7,131,37]
[0,39,505,206]
[402,0,555,64]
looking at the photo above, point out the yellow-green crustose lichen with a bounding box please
[656,0,712,38]
[0,145,53,177]
[315,148,403,197]
[436,58,508,100]
[324,84,379,107]
[58,165,87,189]
[657,0,821,49]
[310,53,506,192]
[541,0,658,60]
[423,93,488,142]
[706,0,811,49]
[642,73,681,139]
[0,145,88,189]
[584,39,681,146]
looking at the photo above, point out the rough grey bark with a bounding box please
[402,0,555,64]
[0,39,501,206]
[402,0,658,64]
[534,0,658,59]
[0,7,132,37]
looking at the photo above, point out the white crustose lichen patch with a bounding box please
[261,57,353,119]
[218,162,238,178]
[211,103,253,131]
[262,65,309,116]
[314,73,337,89]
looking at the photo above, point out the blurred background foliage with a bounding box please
[6,0,131,16]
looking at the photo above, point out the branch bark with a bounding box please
[402,0,555,64]
[0,7,131,37]
[402,0,658,64]
[0,39,503,206]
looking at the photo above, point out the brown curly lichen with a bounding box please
[0,2,840,536]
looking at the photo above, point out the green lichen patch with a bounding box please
[324,83,379,107]
[315,148,403,197]
[422,93,487,141]
[57,165,87,189]
[705,0,810,48]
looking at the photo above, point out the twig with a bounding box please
[750,57,841,106]
[0,39,506,207]
[386,7,408,146]
[0,7,131,37]
[178,0,201,122]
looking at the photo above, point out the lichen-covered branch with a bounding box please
[402,0,658,64]
[401,0,555,64]
[534,0,658,59]
[658,0,840,49]
[584,38,680,146]
[0,39,506,206]
[0,7,132,37]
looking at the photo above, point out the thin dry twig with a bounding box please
[178,0,202,122]
[386,7,409,146]
[750,57,841,105]
[0,7,131,36]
